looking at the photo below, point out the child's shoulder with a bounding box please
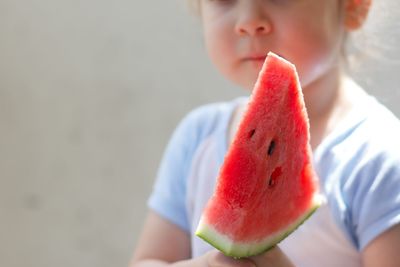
[316,92,400,181]
[316,94,400,251]
[320,89,400,158]
[357,96,400,154]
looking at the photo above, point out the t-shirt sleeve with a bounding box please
[147,110,203,232]
[351,153,400,251]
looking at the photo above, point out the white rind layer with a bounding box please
[195,194,323,258]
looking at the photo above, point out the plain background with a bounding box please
[1,1,399,267]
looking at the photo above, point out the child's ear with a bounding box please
[344,0,372,31]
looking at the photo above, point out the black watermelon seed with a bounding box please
[267,140,276,156]
[248,129,256,139]
[268,167,282,188]
[268,176,275,187]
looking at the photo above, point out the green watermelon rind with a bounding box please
[195,195,322,259]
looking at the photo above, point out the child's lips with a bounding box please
[251,57,266,62]
[243,52,286,62]
[243,54,267,62]
[242,55,267,68]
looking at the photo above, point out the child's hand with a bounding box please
[205,247,295,267]
[249,246,295,267]
[205,250,254,267]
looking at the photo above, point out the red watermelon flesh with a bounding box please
[195,52,321,258]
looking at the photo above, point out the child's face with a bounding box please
[200,0,347,90]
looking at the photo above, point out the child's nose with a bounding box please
[234,3,272,36]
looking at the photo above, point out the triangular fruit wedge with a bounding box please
[195,52,321,258]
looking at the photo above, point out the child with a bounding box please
[131,1,400,267]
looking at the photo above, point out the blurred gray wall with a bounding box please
[0,1,399,267]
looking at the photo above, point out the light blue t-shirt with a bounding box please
[148,95,400,267]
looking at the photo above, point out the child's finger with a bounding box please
[249,246,294,267]
[206,250,255,267]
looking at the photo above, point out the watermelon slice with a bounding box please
[195,52,321,258]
